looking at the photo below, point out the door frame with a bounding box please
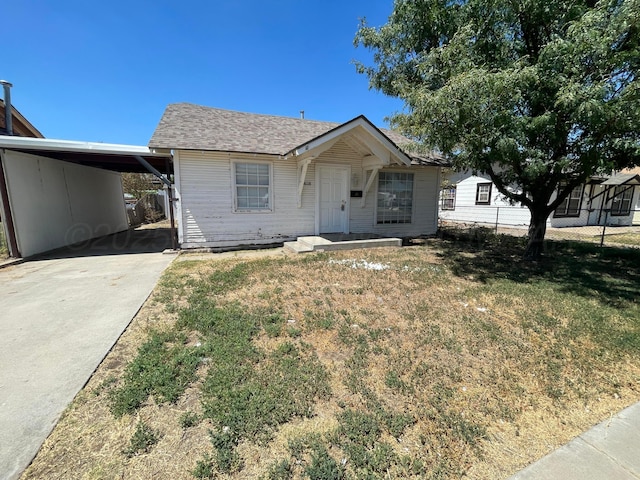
[315,163,350,235]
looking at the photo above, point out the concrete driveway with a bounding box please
[0,227,176,480]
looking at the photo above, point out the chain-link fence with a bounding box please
[439,206,640,248]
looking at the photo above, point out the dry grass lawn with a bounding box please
[21,236,640,479]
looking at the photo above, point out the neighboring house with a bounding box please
[0,99,44,138]
[622,167,640,225]
[148,103,446,249]
[440,170,640,228]
[440,171,531,227]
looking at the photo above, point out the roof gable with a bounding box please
[288,115,412,166]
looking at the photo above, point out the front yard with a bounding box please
[22,237,640,479]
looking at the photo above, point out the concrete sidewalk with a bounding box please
[510,401,640,479]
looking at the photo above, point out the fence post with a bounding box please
[495,207,500,234]
[600,209,609,247]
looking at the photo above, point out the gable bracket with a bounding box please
[361,166,381,208]
[295,136,340,159]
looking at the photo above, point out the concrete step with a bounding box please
[297,236,332,249]
[283,241,314,254]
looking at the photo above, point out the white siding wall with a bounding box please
[1,150,128,257]
[175,150,315,248]
[443,172,640,228]
[175,140,441,248]
[553,184,640,228]
[548,187,591,227]
[440,174,532,226]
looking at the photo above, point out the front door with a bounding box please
[318,165,349,233]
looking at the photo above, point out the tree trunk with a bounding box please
[524,208,548,260]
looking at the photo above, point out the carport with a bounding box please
[0,136,175,258]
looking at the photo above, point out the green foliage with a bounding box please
[209,429,243,473]
[121,173,157,201]
[179,410,200,428]
[192,453,216,479]
[123,421,160,457]
[356,0,640,257]
[304,445,345,480]
[262,311,286,337]
[109,330,202,417]
[201,336,330,443]
[304,309,336,331]
[264,459,293,480]
[337,410,381,447]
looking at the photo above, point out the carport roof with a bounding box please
[0,135,172,174]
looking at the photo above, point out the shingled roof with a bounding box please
[149,103,447,166]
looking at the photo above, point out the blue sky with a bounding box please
[4,1,403,145]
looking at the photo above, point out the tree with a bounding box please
[122,173,164,224]
[355,0,640,258]
[122,172,157,202]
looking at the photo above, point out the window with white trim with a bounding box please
[234,162,272,212]
[554,184,583,217]
[377,172,414,224]
[610,186,633,216]
[441,187,456,210]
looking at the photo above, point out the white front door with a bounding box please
[317,165,349,233]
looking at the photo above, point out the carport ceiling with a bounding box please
[0,136,172,174]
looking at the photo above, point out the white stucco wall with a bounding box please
[1,150,128,257]
[174,140,441,249]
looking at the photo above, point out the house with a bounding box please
[148,103,446,249]
[0,100,44,138]
[440,170,640,228]
[622,167,640,225]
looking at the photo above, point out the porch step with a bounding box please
[283,240,314,254]
[284,236,402,254]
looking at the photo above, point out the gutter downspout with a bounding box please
[0,80,13,135]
